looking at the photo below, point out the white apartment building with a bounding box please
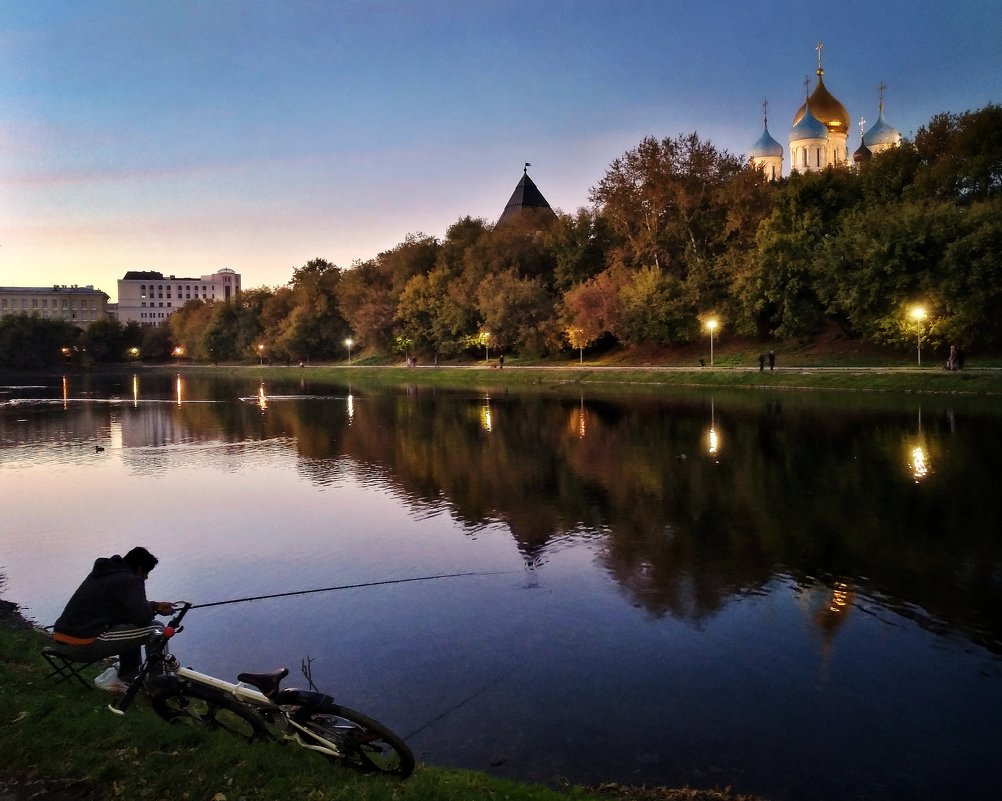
[0,285,109,328]
[117,268,241,326]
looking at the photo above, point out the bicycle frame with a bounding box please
[109,602,351,758]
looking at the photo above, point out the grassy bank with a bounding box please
[0,618,765,801]
[178,361,1002,397]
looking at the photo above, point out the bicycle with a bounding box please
[111,601,415,778]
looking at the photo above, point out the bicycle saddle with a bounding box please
[237,668,289,698]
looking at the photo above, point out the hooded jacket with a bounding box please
[54,555,155,639]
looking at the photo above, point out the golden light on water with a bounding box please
[175,374,183,406]
[829,582,851,613]
[910,445,929,481]
[346,392,354,424]
[132,374,139,407]
[258,382,268,411]
[569,397,587,439]
[481,395,493,432]
[707,427,719,455]
[62,375,68,410]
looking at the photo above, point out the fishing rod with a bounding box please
[187,570,514,610]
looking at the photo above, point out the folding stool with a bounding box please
[41,647,99,689]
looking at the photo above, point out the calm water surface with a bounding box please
[2,370,1000,801]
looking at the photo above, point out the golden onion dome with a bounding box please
[793,71,850,135]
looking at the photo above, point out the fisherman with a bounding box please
[52,547,174,693]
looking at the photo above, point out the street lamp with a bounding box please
[705,318,718,366]
[483,332,490,364]
[257,343,264,365]
[910,306,926,366]
[172,346,183,366]
[345,338,353,364]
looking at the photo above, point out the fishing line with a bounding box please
[187,570,514,610]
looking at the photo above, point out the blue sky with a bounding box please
[2,0,1000,301]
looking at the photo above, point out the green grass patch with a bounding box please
[180,362,1002,398]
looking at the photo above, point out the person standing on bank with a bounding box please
[53,547,173,693]
[768,351,776,370]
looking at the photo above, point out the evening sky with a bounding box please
[2,0,999,301]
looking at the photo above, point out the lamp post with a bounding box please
[257,343,264,365]
[706,319,718,366]
[172,346,183,367]
[483,332,490,364]
[345,338,353,365]
[910,306,926,366]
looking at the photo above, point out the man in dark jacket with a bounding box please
[53,547,173,693]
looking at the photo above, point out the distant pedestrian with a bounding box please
[768,351,776,370]
[758,354,765,372]
[499,354,504,369]
[948,345,958,371]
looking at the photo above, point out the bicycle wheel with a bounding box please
[291,703,415,778]
[152,682,268,743]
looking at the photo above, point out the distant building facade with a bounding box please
[116,268,241,326]
[0,285,109,328]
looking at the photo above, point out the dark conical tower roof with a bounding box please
[497,164,555,225]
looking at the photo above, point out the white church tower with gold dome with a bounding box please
[790,43,850,172]
[751,43,901,178]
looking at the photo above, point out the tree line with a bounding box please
[3,104,999,368]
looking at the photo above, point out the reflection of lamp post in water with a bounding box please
[705,318,718,366]
[910,306,926,366]
[909,406,930,482]
[706,397,720,457]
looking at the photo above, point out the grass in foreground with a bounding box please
[0,621,767,801]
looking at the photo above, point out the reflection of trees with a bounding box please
[18,374,1002,653]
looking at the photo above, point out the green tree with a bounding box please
[81,318,127,362]
[546,208,613,293]
[476,269,556,354]
[590,133,745,281]
[614,266,691,345]
[915,105,1002,201]
[0,315,79,368]
[337,260,395,352]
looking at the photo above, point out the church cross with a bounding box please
[816,41,824,72]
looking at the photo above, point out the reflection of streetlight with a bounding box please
[705,318,718,366]
[910,306,926,366]
[481,394,493,432]
[908,406,931,482]
[345,338,353,364]
[706,397,720,457]
[257,343,264,365]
